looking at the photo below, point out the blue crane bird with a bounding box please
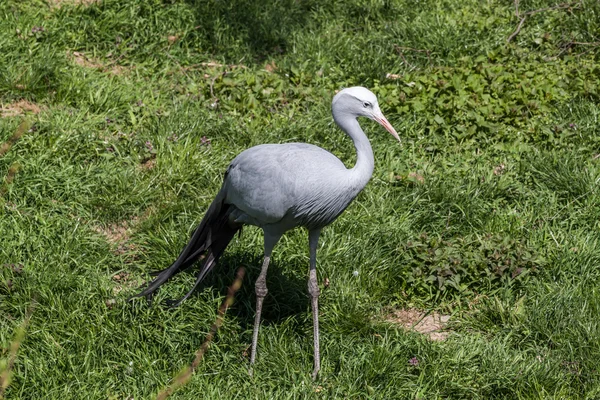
[133,87,400,379]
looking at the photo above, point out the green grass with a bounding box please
[1,0,600,398]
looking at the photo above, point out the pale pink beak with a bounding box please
[373,111,400,143]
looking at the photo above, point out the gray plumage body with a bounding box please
[224,142,365,231]
[133,87,399,379]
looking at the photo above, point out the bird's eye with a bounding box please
[363,102,371,108]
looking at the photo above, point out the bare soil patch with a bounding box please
[140,158,156,171]
[94,218,136,246]
[93,217,148,297]
[93,208,155,255]
[48,0,100,8]
[68,51,128,75]
[1,100,42,118]
[93,216,140,258]
[384,308,451,341]
[110,271,139,296]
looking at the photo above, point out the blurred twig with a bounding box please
[156,267,245,400]
[0,163,20,198]
[0,298,37,400]
[0,120,30,158]
[0,121,29,198]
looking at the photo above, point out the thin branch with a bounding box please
[507,1,581,43]
[156,267,245,400]
[180,62,247,71]
[507,16,528,43]
[548,40,600,60]
[524,2,577,17]
[574,45,600,58]
[209,71,227,101]
[393,45,433,69]
[570,41,600,46]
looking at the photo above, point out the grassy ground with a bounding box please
[1,0,600,398]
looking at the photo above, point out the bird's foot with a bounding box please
[311,369,319,381]
[164,298,182,308]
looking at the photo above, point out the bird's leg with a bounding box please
[249,254,270,371]
[308,229,321,380]
[249,232,280,376]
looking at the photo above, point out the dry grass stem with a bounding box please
[156,267,245,400]
[0,120,31,158]
[0,299,37,399]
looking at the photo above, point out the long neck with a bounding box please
[333,109,375,191]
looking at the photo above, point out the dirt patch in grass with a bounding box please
[384,308,450,341]
[94,216,149,297]
[48,0,100,8]
[95,218,136,246]
[110,271,139,297]
[1,100,43,118]
[68,51,128,75]
[140,158,156,171]
[93,208,156,255]
[93,216,141,258]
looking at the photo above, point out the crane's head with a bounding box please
[332,86,400,143]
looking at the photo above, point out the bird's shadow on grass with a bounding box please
[211,252,309,327]
[185,251,309,328]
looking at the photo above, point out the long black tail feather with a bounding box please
[130,199,240,305]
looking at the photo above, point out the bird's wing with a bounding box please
[223,143,349,227]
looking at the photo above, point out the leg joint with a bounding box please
[308,279,320,297]
[255,277,268,298]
